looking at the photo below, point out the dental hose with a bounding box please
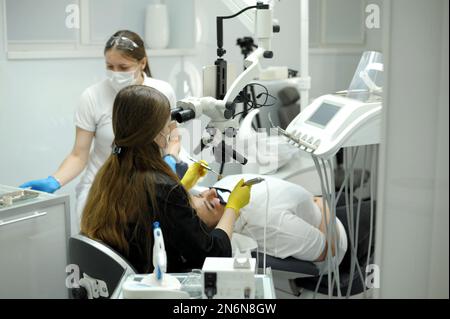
[263,178,270,275]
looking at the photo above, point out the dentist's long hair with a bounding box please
[80,85,178,270]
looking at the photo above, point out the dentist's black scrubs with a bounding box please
[123,173,231,274]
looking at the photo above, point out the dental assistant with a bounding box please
[20,30,178,220]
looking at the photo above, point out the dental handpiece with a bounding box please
[187,155,223,179]
[243,177,265,186]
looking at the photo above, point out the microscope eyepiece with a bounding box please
[174,109,196,123]
[171,107,183,121]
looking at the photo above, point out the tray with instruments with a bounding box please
[0,189,40,208]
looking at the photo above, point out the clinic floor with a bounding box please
[275,288,373,299]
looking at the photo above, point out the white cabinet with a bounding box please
[0,185,70,298]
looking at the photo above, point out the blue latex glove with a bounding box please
[19,176,61,193]
[163,154,177,173]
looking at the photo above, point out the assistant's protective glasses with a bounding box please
[106,36,139,51]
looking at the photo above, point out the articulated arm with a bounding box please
[223,47,265,106]
[175,47,266,132]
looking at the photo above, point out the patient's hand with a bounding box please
[313,196,339,262]
[191,189,225,228]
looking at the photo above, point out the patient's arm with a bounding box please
[314,197,340,262]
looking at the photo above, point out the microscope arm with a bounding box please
[223,47,265,106]
[176,47,265,132]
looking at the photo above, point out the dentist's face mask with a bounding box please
[156,128,171,151]
[159,131,171,149]
[155,121,171,155]
[106,68,139,92]
[156,132,170,157]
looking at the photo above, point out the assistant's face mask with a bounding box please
[106,68,139,92]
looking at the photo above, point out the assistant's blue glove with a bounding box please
[19,176,61,193]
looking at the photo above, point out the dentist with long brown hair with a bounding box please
[80,85,252,273]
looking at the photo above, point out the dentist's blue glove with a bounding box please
[163,154,177,173]
[163,154,189,179]
[19,176,61,193]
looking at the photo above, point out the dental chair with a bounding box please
[294,199,376,296]
[252,198,375,297]
[178,128,375,297]
[68,234,136,299]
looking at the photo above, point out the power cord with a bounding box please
[233,83,278,119]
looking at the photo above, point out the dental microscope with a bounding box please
[171,2,280,171]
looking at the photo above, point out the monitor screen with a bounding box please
[307,102,341,127]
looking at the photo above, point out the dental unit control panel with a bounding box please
[284,93,382,159]
[284,51,383,159]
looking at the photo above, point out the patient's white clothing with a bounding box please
[213,174,347,268]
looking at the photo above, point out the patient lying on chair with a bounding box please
[190,174,348,270]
